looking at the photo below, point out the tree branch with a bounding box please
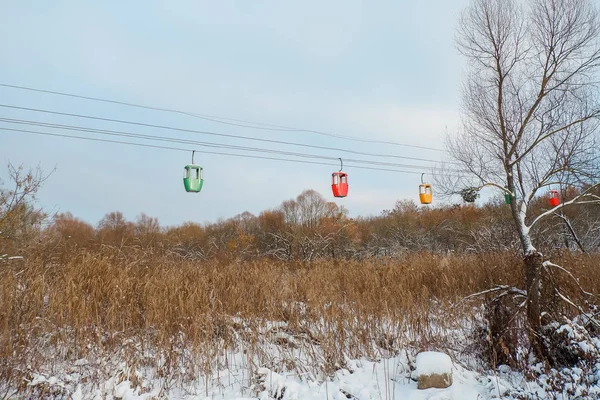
[528,183,600,229]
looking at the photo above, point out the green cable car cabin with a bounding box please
[183,150,204,193]
[183,151,203,193]
[183,164,203,193]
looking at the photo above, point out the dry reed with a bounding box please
[1,247,599,391]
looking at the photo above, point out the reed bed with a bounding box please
[1,247,599,391]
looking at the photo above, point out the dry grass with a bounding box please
[1,247,599,392]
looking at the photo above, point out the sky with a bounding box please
[0,1,469,227]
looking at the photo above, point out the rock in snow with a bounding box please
[416,351,453,389]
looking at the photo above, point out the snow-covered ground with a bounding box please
[5,318,600,399]
[19,351,600,400]
[13,354,493,399]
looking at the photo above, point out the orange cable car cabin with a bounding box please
[548,190,560,207]
[419,183,432,204]
[419,173,432,204]
[332,172,348,198]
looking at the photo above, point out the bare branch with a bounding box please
[552,212,586,252]
[529,182,600,228]
[543,260,595,298]
[554,289,600,329]
[464,285,527,301]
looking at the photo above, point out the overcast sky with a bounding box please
[0,1,469,227]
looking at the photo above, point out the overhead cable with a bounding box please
[0,104,458,164]
[0,82,447,152]
[0,117,465,172]
[0,126,464,176]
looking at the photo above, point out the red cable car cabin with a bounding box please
[549,190,560,207]
[332,172,348,198]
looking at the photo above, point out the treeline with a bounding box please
[5,187,596,262]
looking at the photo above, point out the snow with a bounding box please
[416,352,453,377]
[256,358,481,400]
[72,385,83,400]
[11,355,600,399]
[7,318,600,399]
[12,353,521,399]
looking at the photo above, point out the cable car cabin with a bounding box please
[331,172,348,198]
[419,184,432,204]
[183,164,203,193]
[548,190,560,207]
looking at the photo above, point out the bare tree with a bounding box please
[97,211,134,246]
[449,0,600,355]
[0,163,50,258]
